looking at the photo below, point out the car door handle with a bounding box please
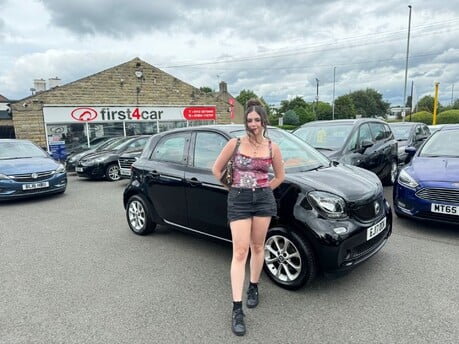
[149,170,160,177]
[187,178,202,186]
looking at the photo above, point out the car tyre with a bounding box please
[382,160,397,186]
[263,227,317,290]
[126,195,157,235]
[105,163,121,181]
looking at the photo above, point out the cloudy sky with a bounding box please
[1,0,458,108]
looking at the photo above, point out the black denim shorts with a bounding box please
[227,187,277,222]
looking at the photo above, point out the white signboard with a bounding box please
[43,106,197,123]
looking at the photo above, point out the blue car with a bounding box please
[393,124,459,224]
[0,139,67,200]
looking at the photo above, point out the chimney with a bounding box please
[34,79,46,92]
[48,77,61,89]
[219,81,228,93]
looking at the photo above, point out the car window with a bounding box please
[193,132,227,169]
[419,130,459,157]
[293,124,353,150]
[151,134,187,164]
[359,123,373,143]
[390,125,411,140]
[422,125,431,136]
[232,128,330,172]
[369,122,386,141]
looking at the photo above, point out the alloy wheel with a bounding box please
[264,235,302,283]
[128,199,146,232]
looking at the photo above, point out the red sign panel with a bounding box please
[183,107,216,120]
[229,98,235,119]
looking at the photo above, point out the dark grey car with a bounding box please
[388,122,430,166]
[292,119,398,185]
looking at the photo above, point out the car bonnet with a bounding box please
[0,157,61,174]
[287,164,382,203]
[409,157,459,182]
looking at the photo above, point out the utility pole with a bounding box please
[332,67,336,120]
[315,78,319,120]
[433,82,440,125]
[402,5,412,122]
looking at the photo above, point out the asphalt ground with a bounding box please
[0,174,458,344]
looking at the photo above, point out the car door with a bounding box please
[368,122,392,177]
[342,123,378,172]
[184,131,232,241]
[142,132,191,227]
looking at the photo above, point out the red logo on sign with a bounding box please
[71,107,98,122]
[183,107,216,120]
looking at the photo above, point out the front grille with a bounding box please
[10,171,54,182]
[345,230,387,262]
[416,188,459,204]
[119,157,136,169]
[350,197,384,223]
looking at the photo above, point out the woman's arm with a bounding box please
[212,138,238,181]
[269,142,285,190]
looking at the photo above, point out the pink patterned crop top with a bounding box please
[232,140,272,188]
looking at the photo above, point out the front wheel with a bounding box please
[264,227,317,290]
[105,163,121,181]
[126,195,157,235]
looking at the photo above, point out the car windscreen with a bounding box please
[0,141,48,159]
[389,125,411,141]
[419,130,459,157]
[101,137,132,151]
[231,129,330,172]
[293,124,353,150]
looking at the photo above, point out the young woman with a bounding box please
[212,99,285,336]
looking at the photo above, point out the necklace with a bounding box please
[248,138,264,156]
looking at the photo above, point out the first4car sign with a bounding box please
[43,106,217,123]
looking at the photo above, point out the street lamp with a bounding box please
[402,5,412,121]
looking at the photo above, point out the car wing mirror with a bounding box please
[405,146,417,157]
[359,139,373,152]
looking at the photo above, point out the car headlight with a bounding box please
[93,156,108,163]
[55,164,66,173]
[0,173,12,180]
[398,169,418,188]
[307,191,347,219]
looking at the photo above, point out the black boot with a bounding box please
[246,283,259,308]
[232,305,246,336]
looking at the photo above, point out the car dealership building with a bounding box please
[6,57,243,151]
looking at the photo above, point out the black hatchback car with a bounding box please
[292,119,398,185]
[123,125,392,290]
[76,135,150,181]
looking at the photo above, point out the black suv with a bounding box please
[123,125,392,290]
[293,119,398,185]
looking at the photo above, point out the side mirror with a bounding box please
[405,146,417,157]
[359,139,374,152]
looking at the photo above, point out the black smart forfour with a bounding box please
[123,125,392,290]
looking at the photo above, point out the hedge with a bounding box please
[408,110,459,125]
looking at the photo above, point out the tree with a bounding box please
[278,96,308,114]
[236,89,271,116]
[199,86,213,93]
[283,110,299,125]
[334,95,356,119]
[316,102,333,120]
[348,88,389,118]
[416,95,436,113]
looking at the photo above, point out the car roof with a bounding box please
[388,122,422,126]
[299,118,387,127]
[438,124,459,131]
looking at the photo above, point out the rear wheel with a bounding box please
[264,227,317,290]
[126,195,157,235]
[105,163,121,181]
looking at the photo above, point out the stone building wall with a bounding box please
[10,57,243,147]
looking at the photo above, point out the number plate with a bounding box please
[366,217,386,241]
[22,181,49,190]
[431,204,459,216]
[120,169,131,176]
[75,167,83,172]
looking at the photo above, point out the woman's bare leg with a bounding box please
[230,218,252,301]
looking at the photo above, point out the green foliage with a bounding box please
[408,111,433,124]
[416,95,436,113]
[348,88,390,117]
[436,109,459,124]
[334,95,356,119]
[199,86,213,93]
[276,124,298,131]
[236,89,259,108]
[283,109,299,125]
[316,102,333,120]
[279,96,308,114]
